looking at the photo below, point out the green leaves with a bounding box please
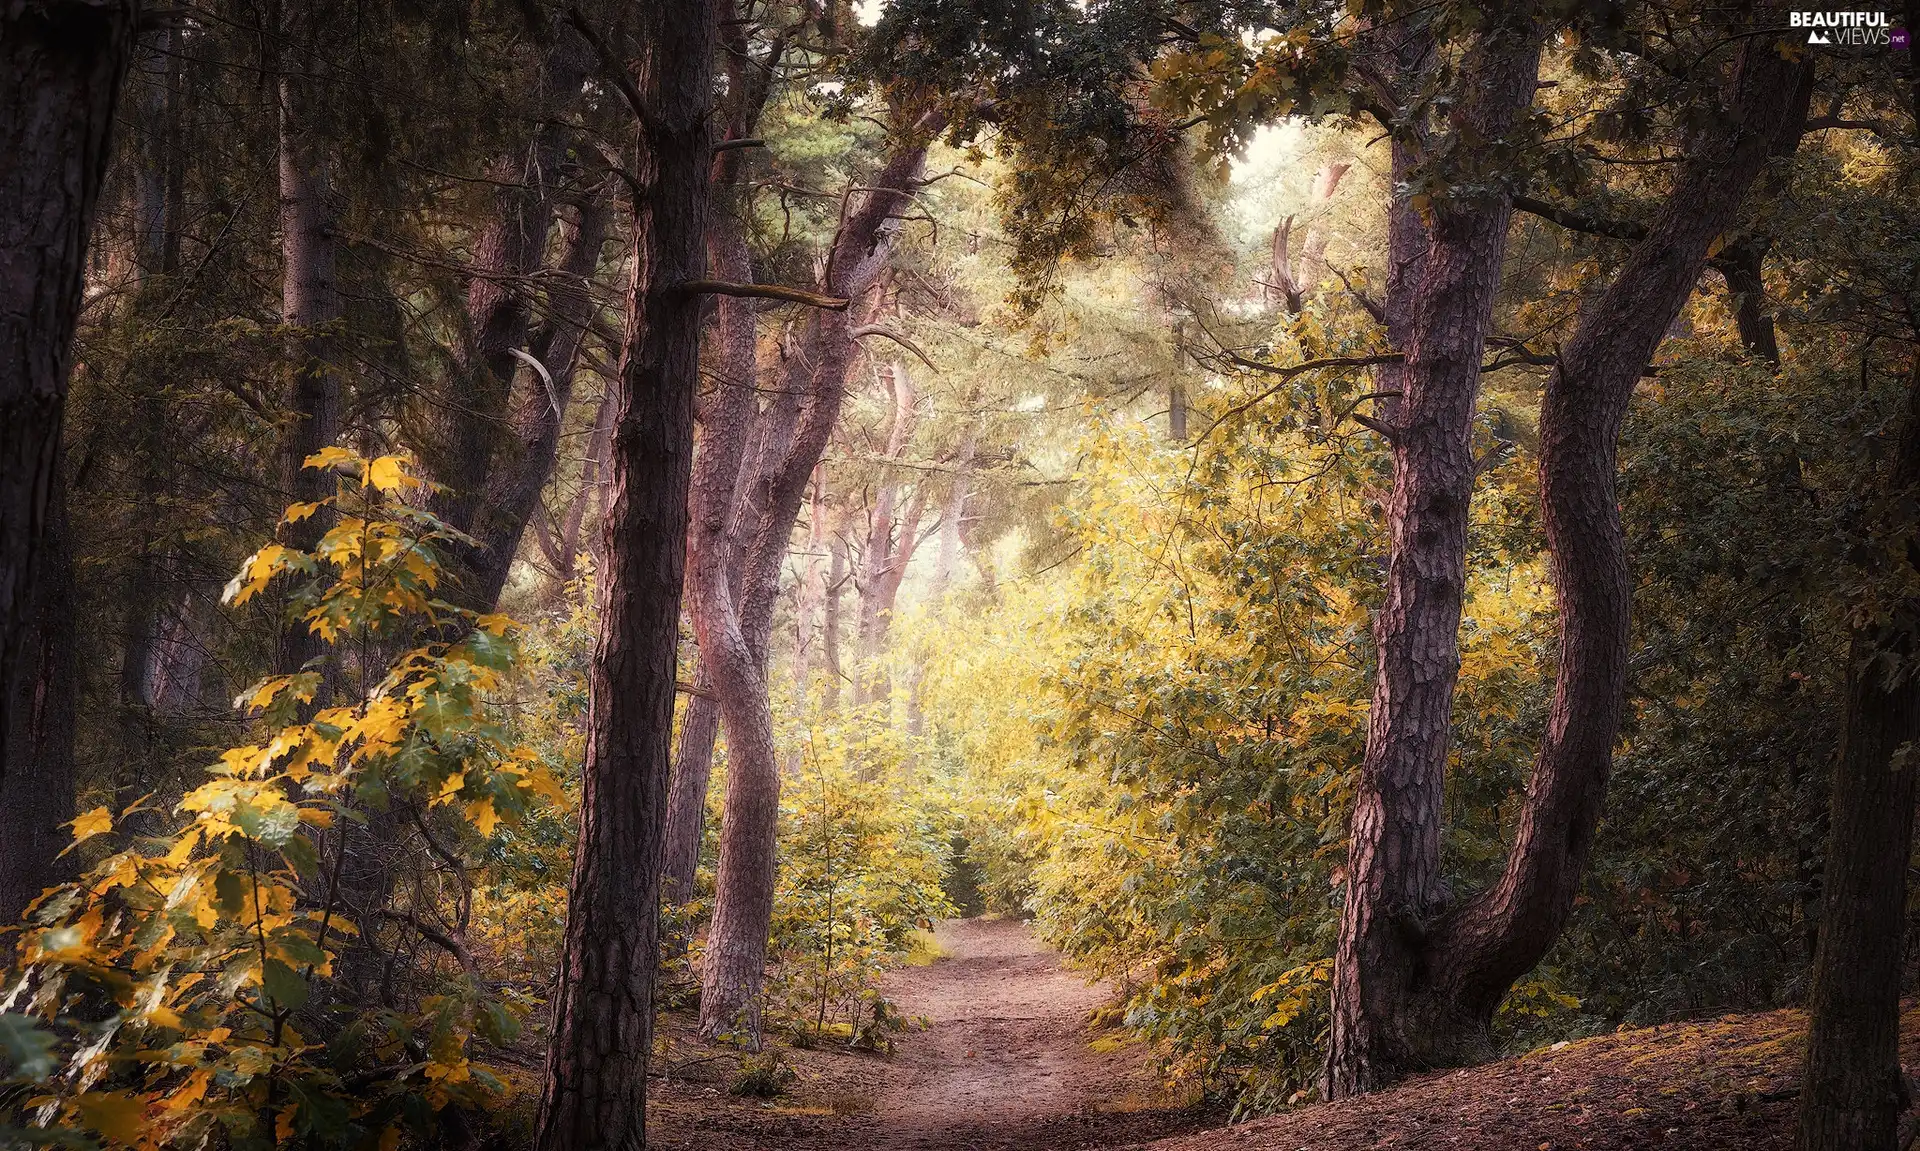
[0,1014,57,1081]
[15,450,555,1145]
[261,959,310,1013]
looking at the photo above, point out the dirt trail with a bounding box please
[647,917,1214,1150]
[867,918,1192,1147]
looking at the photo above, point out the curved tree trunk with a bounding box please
[532,0,715,1143]
[1326,11,1546,1096]
[1327,29,1809,1095]
[855,360,924,703]
[0,0,139,781]
[426,19,601,614]
[697,113,944,1044]
[662,680,723,906]
[652,2,796,926]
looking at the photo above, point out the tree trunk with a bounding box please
[792,467,829,701]
[855,360,923,700]
[662,678,722,907]
[1797,558,1920,1151]
[275,44,343,675]
[0,454,76,931]
[932,433,976,588]
[1327,15,1545,1093]
[660,11,798,926]
[532,0,715,1143]
[0,0,139,782]
[1796,10,1920,1142]
[697,113,944,1044]
[428,22,598,613]
[824,527,847,711]
[464,186,615,608]
[1298,161,1350,291]
[1327,29,1809,1095]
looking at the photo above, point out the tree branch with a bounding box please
[849,324,936,370]
[1511,194,1648,242]
[675,280,850,310]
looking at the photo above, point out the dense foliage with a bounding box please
[2,0,1916,1144]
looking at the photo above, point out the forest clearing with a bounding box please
[2,0,1919,1148]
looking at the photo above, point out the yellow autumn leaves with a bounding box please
[12,448,559,1149]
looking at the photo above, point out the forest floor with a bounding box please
[646,919,1920,1150]
[645,916,1219,1149]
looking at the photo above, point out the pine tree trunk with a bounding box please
[0,0,138,781]
[460,185,614,610]
[532,0,715,1142]
[855,360,923,702]
[275,47,343,676]
[431,24,596,611]
[696,115,943,1044]
[1327,14,1545,1094]
[1796,606,1920,1151]
[0,454,76,932]
[1796,14,1920,1138]
[662,679,722,906]
[1327,28,1809,1095]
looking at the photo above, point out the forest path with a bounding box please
[647,917,1214,1149]
[862,917,1180,1147]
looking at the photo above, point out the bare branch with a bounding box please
[676,279,850,310]
[849,324,937,371]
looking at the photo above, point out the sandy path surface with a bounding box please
[646,917,1215,1149]
[869,918,1156,1147]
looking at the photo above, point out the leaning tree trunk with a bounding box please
[697,115,944,1044]
[1327,29,1809,1095]
[531,0,715,1143]
[0,0,139,782]
[1796,9,1920,1143]
[660,2,800,918]
[662,192,768,915]
[429,22,597,613]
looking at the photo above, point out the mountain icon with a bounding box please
[1807,29,1832,43]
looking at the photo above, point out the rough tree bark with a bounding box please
[660,8,796,913]
[0,0,139,781]
[1796,7,1920,1144]
[1797,395,1920,1148]
[531,0,715,1143]
[1327,28,1810,1095]
[696,113,944,1044]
